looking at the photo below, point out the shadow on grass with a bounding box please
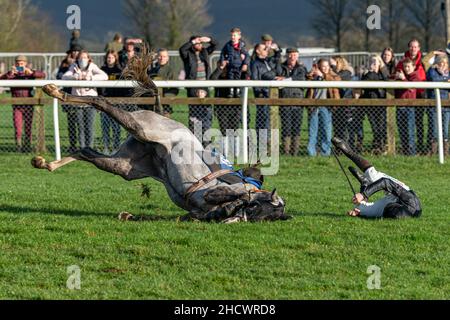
[297,211,349,220]
[0,204,184,221]
[0,204,117,218]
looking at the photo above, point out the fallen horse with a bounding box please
[32,73,289,223]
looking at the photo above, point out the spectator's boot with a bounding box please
[429,141,438,156]
[445,141,449,156]
[15,138,22,153]
[283,137,291,156]
[292,136,301,156]
[332,137,373,172]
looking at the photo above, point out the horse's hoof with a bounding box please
[43,84,66,101]
[31,156,47,169]
[118,211,134,221]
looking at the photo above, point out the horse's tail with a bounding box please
[121,44,159,98]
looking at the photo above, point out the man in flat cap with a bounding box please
[261,34,280,58]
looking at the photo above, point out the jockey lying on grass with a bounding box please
[332,137,422,219]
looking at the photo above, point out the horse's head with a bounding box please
[244,189,290,222]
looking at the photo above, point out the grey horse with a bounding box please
[33,82,289,223]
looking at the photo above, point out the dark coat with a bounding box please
[179,38,218,80]
[278,61,307,98]
[361,71,388,99]
[101,64,131,97]
[219,40,250,69]
[250,51,282,98]
[426,67,450,99]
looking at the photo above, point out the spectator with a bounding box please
[359,55,389,155]
[382,47,397,77]
[330,56,355,147]
[396,39,427,154]
[100,50,123,154]
[426,55,450,156]
[211,60,243,138]
[67,44,83,61]
[394,58,420,156]
[56,53,77,153]
[148,48,179,118]
[250,43,282,150]
[306,59,340,157]
[422,42,450,72]
[0,55,45,153]
[348,64,366,153]
[119,39,136,69]
[269,48,307,156]
[62,50,108,150]
[179,35,217,145]
[105,33,123,53]
[261,34,280,58]
[69,30,84,50]
[220,28,250,98]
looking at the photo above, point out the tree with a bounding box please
[402,0,445,52]
[123,0,212,49]
[308,0,352,51]
[0,0,63,52]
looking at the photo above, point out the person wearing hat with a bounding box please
[67,44,83,60]
[261,34,280,58]
[0,55,46,152]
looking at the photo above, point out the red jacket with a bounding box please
[0,70,46,98]
[396,51,426,97]
[395,70,421,99]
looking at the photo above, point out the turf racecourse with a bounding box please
[0,154,449,300]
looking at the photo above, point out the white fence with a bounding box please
[1,80,448,164]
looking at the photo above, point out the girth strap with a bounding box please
[184,169,234,205]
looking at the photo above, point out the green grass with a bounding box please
[0,154,449,300]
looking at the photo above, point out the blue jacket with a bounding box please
[220,40,250,69]
[427,67,449,99]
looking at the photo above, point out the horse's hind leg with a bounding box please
[43,84,149,141]
[79,148,148,181]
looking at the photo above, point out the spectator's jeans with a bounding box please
[256,105,271,148]
[280,106,303,139]
[76,107,96,149]
[189,105,213,146]
[13,105,34,142]
[444,108,450,141]
[367,106,387,151]
[396,107,416,156]
[308,107,332,156]
[101,112,121,151]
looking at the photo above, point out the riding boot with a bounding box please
[15,138,22,153]
[292,136,301,156]
[283,136,291,156]
[348,166,370,192]
[332,137,373,172]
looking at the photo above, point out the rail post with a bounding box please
[435,89,445,164]
[241,87,249,164]
[53,98,61,161]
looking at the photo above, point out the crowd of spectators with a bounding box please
[1,28,450,157]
